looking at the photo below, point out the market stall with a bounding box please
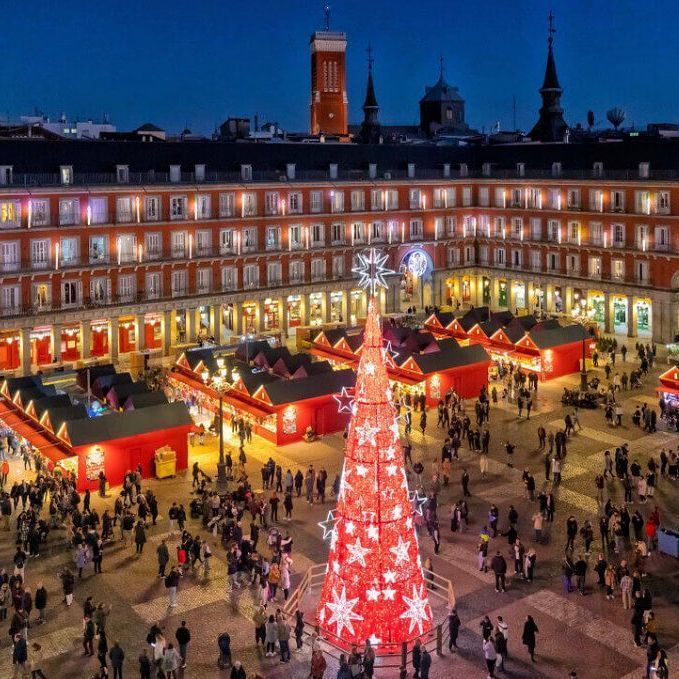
[657,366,679,412]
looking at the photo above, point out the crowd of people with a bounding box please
[0,336,676,679]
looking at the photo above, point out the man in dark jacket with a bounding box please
[12,633,29,675]
[176,621,191,668]
[574,556,588,595]
[412,638,422,678]
[83,615,95,656]
[448,608,461,651]
[35,583,47,624]
[491,551,507,592]
[109,641,125,679]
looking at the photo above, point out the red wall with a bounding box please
[275,396,350,446]
[542,342,586,380]
[73,424,190,491]
[425,363,490,405]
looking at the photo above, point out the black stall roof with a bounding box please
[63,401,193,447]
[528,324,589,349]
[46,405,89,433]
[409,343,490,375]
[262,368,356,405]
[31,394,72,419]
[125,391,168,409]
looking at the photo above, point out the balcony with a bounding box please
[171,247,186,259]
[0,261,20,273]
[221,282,238,292]
[118,292,136,303]
[0,305,21,317]
[60,257,81,268]
[242,245,257,254]
[145,249,162,261]
[243,280,260,290]
[588,271,601,280]
[655,242,670,252]
[265,242,281,252]
[196,285,211,295]
[31,260,50,271]
[195,247,212,257]
[610,272,625,282]
[311,274,326,283]
[267,278,282,287]
[171,287,187,298]
[530,264,542,272]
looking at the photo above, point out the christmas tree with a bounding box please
[316,249,433,649]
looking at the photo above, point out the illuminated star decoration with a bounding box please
[355,421,380,446]
[346,537,371,567]
[400,584,431,636]
[409,490,428,516]
[325,586,364,639]
[333,387,355,414]
[390,536,411,566]
[352,248,393,297]
[382,340,400,367]
[318,510,340,546]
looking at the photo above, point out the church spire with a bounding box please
[529,10,568,142]
[358,44,381,144]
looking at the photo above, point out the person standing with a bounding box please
[156,540,170,578]
[134,520,147,555]
[461,469,471,497]
[277,616,291,663]
[83,615,96,656]
[109,641,124,679]
[363,638,376,678]
[175,621,191,669]
[138,648,152,679]
[420,647,431,679]
[35,583,47,624]
[165,566,180,608]
[448,608,460,651]
[310,648,327,679]
[491,550,507,593]
[483,636,497,677]
[522,615,539,662]
[12,633,29,677]
[412,638,422,679]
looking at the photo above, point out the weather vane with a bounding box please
[352,248,393,297]
[548,10,556,47]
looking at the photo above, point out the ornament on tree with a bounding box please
[316,256,433,648]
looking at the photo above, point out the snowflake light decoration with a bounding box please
[352,248,393,297]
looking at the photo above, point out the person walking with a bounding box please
[109,641,124,679]
[12,633,29,678]
[412,638,422,679]
[310,648,327,679]
[83,615,96,656]
[35,583,47,624]
[156,540,170,578]
[491,551,507,593]
[522,615,539,662]
[265,615,278,657]
[448,608,461,651]
[175,621,191,669]
[134,520,146,555]
[165,566,180,608]
[483,636,497,678]
[420,647,431,679]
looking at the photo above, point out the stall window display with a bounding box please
[243,303,257,334]
[613,297,628,333]
[330,291,344,322]
[287,295,302,328]
[589,293,605,325]
[482,278,491,304]
[263,299,279,330]
[309,293,323,325]
[282,406,297,434]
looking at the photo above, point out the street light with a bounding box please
[201,358,231,492]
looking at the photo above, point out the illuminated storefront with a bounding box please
[198,306,211,337]
[350,290,363,323]
[31,328,52,366]
[287,295,302,328]
[588,291,605,327]
[330,291,344,322]
[461,276,471,302]
[513,281,526,310]
[91,321,109,357]
[635,299,652,337]
[118,318,136,354]
[242,302,257,334]
[482,277,491,305]
[144,314,163,350]
[0,331,20,370]
[309,292,323,325]
[553,286,563,312]
[263,298,280,331]
[61,325,81,361]
[498,280,507,307]
[533,285,544,311]
[612,296,628,334]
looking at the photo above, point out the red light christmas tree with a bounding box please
[316,249,433,648]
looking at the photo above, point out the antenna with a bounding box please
[512,96,517,131]
[548,10,556,47]
[367,44,374,72]
[324,4,331,31]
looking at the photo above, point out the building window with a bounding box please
[351,190,365,212]
[512,249,521,267]
[144,196,160,221]
[611,190,625,212]
[265,192,280,216]
[30,199,50,226]
[512,217,523,239]
[116,165,129,183]
[60,236,79,265]
[371,189,385,211]
[569,221,580,244]
[588,256,602,277]
[171,231,186,258]
[33,283,50,310]
[511,188,522,207]
[171,270,187,297]
[288,192,302,214]
[88,197,107,224]
[410,219,423,239]
[462,187,472,207]
[352,222,364,244]
[567,189,580,208]
[385,189,399,210]
[195,229,211,255]
[494,187,506,208]
[89,236,108,263]
[118,234,137,263]
[170,196,187,220]
[548,220,560,242]
[547,252,559,271]
[589,221,603,245]
[219,193,235,217]
[331,222,344,244]
[409,188,421,209]
[169,165,181,183]
[478,187,489,207]
[60,166,73,185]
[219,229,235,254]
[243,264,259,289]
[530,218,542,240]
[31,239,50,269]
[0,201,21,228]
[118,274,136,302]
[589,189,604,212]
[330,191,344,213]
[0,241,19,272]
[311,258,326,281]
[332,255,345,279]
[242,227,257,252]
[266,226,281,251]
[311,223,324,246]
[655,225,669,250]
[446,216,457,237]
[289,225,303,249]
[116,197,133,223]
[145,233,161,259]
[267,261,282,286]
[61,280,80,307]
[612,223,625,246]
[310,191,323,213]
[196,194,211,219]
[196,268,211,294]
[221,266,237,291]
[657,191,670,214]
[495,247,505,266]
[242,192,257,217]
[0,285,20,313]
[530,250,541,270]
[59,199,80,225]
[371,222,384,242]
[611,259,624,280]
[146,272,161,299]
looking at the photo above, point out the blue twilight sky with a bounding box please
[1,0,676,135]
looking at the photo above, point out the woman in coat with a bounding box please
[134,521,147,555]
[162,643,182,679]
[310,648,327,679]
[75,545,88,579]
[265,614,278,656]
[522,615,539,662]
[35,582,47,623]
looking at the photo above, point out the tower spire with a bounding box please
[359,44,380,143]
[528,10,568,142]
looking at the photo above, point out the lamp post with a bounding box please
[202,359,230,492]
[580,334,588,391]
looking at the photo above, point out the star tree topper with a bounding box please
[352,248,393,296]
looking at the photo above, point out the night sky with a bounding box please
[1,0,675,135]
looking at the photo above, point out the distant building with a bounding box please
[419,61,470,137]
[17,114,116,140]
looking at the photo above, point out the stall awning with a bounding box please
[657,386,679,397]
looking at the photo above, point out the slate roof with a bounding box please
[409,343,490,374]
[527,323,588,349]
[107,381,150,401]
[261,368,356,405]
[76,364,115,390]
[31,394,73,419]
[45,405,88,433]
[63,401,192,447]
[182,348,219,374]
[125,391,168,409]
[420,75,465,103]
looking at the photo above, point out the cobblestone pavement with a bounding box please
[1,350,678,679]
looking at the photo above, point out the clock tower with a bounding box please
[309,7,348,136]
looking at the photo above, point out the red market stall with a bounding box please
[57,401,193,491]
[169,346,355,445]
[657,366,679,411]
